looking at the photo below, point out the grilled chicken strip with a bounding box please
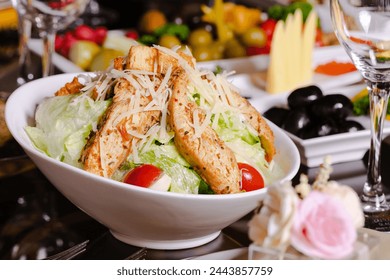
[168,74,241,194]
[81,78,161,177]
[81,45,190,178]
[227,91,276,162]
[80,44,274,190]
[126,45,195,73]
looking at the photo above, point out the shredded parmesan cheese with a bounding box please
[72,44,271,180]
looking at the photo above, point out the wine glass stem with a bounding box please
[40,30,56,77]
[362,81,390,210]
[16,16,34,86]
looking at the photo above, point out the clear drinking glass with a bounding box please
[12,0,90,77]
[330,0,390,230]
[15,14,34,86]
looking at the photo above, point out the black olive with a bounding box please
[281,108,311,135]
[263,107,289,127]
[338,119,365,133]
[309,94,353,120]
[300,119,338,139]
[287,85,323,109]
[299,125,317,139]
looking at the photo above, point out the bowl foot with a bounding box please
[110,230,221,250]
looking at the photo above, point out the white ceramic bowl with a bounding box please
[5,73,300,250]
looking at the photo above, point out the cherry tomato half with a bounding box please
[238,163,264,192]
[124,164,163,188]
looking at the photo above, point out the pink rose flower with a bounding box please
[290,191,357,259]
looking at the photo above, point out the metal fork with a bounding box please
[44,240,90,260]
[124,247,147,260]
[44,240,147,260]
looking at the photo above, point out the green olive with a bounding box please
[158,34,181,49]
[224,39,246,58]
[210,41,225,60]
[188,28,213,48]
[192,46,214,62]
[240,27,267,47]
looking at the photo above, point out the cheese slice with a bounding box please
[290,10,303,86]
[301,11,317,82]
[266,10,317,94]
[266,20,286,93]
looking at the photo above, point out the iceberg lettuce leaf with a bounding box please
[25,94,110,167]
[137,142,202,194]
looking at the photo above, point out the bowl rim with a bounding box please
[5,72,300,200]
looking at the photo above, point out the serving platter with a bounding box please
[220,44,362,99]
[28,39,84,73]
[27,35,269,74]
[228,69,362,100]
[28,36,358,81]
[249,84,390,167]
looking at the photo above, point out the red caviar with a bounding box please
[314,61,356,76]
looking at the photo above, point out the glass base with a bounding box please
[248,244,311,260]
[364,210,390,232]
[361,196,390,213]
[361,179,388,206]
[361,193,390,231]
[248,231,380,260]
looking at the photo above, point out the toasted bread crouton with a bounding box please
[55,77,84,96]
[113,57,125,70]
[126,45,158,72]
[168,74,240,194]
[126,45,194,74]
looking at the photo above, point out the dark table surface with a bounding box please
[1,18,390,259]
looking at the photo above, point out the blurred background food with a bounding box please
[0,93,12,147]
[351,88,390,121]
[0,2,18,63]
[1,91,35,179]
[48,0,338,71]
[0,0,338,71]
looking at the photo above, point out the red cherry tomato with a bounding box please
[94,26,108,45]
[48,0,74,9]
[54,34,65,52]
[238,163,264,192]
[260,19,277,41]
[315,28,324,47]
[124,164,163,188]
[74,24,96,41]
[125,29,139,40]
[59,31,77,58]
[246,45,270,56]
